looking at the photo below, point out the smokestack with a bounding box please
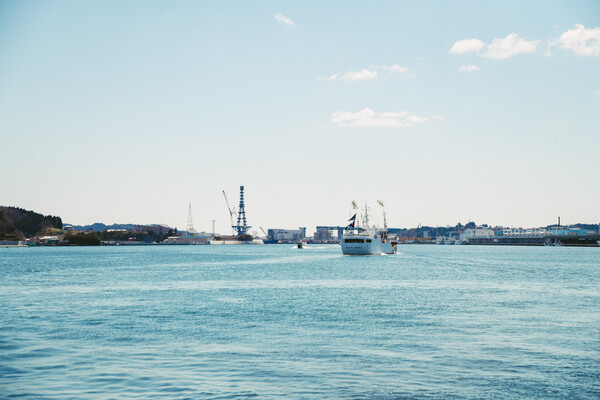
[558,216,560,227]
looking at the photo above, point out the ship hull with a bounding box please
[209,239,264,245]
[341,235,397,255]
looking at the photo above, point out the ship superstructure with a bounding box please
[341,203,398,255]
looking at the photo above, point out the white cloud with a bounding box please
[274,13,294,26]
[459,64,480,73]
[484,33,540,59]
[595,89,600,97]
[331,108,427,128]
[320,65,414,81]
[381,64,414,77]
[343,69,377,81]
[320,69,377,81]
[559,24,600,56]
[317,73,339,81]
[450,38,485,54]
[433,115,445,120]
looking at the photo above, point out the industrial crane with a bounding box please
[260,227,269,239]
[222,190,237,235]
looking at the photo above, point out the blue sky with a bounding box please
[1,1,599,234]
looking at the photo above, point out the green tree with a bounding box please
[66,233,101,245]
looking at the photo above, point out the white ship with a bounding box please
[341,203,398,255]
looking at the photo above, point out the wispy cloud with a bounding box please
[319,65,413,81]
[558,24,600,56]
[381,64,414,77]
[450,38,485,55]
[331,108,427,128]
[459,64,480,73]
[319,68,377,81]
[274,13,294,26]
[484,34,540,59]
[595,89,600,97]
[450,34,540,60]
[343,69,378,81]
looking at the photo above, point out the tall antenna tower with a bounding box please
[232,186,251,236]
[187,202,197,236]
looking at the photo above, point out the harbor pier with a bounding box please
[468,235,600,247]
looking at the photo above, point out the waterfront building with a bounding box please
[460,228,495,240]
[267,228,306,242]
[40,236,59,244]
[0,241,26,247]
[501,228,547,237]
[546,226,590,236]
[313,227,335,243]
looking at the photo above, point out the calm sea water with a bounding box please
[1,244,599,399]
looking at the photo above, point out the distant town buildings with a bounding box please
[312,227,334,243]
[268,228,306,242]
[460,228,495,240]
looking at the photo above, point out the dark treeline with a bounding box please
[65,233,101,246]
[0,211,22,240]
[0,206,62,239]
[97,228,177,243]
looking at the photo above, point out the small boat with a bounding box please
[436,237,457,245]
[297,241,306,249]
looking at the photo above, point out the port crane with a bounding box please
[260,227,269,239]
[222,190,237,235]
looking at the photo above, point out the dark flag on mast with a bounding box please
[346,214,356,229]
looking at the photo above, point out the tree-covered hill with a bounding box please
[0,210,23,240]
[0,206,62,239]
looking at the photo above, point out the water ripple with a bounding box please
[1,245,599,399]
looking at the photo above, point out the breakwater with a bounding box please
[468,234,600,247]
